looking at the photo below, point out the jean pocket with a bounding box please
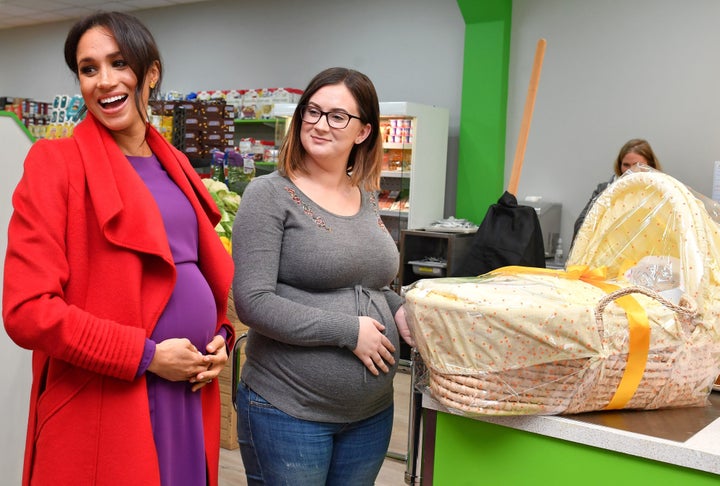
[241,380,274,409]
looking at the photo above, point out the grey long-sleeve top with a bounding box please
[231,171,404,423]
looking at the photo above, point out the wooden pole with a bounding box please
[507,38,546,196]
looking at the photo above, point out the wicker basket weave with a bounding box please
[407,276,719,415]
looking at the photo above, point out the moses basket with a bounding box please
[404,169,720,415]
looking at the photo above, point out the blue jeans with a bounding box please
[236,380,393,485]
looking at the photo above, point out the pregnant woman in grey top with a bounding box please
[231,67,415,486]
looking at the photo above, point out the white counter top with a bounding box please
[423,390,720,475]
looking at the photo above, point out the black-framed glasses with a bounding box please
[300,105,362,129]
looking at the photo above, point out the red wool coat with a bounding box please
[2,114,234,486]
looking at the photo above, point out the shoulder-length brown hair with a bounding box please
[614,138,662,176]
[278,67,383,191]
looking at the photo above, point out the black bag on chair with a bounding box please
[452,191,546,277]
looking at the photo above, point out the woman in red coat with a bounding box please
[2,11,234,486]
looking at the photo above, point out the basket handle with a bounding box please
[594,286,698,328]
[593,285,699,410]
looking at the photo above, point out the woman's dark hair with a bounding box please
[614,138,662,176]
[278,67,383,191]
[64,11,162,120]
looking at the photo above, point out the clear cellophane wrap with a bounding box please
[404,167,720,416]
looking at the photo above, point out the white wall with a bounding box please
[0,115,33,486]
[507,0,720,252]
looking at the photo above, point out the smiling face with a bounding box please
[300,83,371,170]
[76,26,158,140]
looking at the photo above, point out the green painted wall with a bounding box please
[433,412,719,485]
[454,0,512,224]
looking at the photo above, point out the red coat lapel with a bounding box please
[72,115,173,262]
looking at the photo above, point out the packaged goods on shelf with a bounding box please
[3,95,83,139]
[231,87,303,120]
[44,95,85,139]
[382,148,408,172]
[163,90,185,101]
[151,99,235,159]
[381,117,413,144]
[378,190,400,210]
[391,196,409,211]
[239,89,270,120]
[210,149,226,182]
[405,169,720,416]
[226,149,255,195]
[149,100,177,144]
[238,137,277,162]
[174,88,302,120]
[193,90,227,101]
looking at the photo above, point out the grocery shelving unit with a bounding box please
[233,117,287,147]
[377,102,449,245]
[233,117,287,176]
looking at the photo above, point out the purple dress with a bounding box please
[127,155,217,486]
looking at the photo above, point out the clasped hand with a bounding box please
[147,335,228,392]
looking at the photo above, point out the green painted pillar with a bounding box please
[454,0,512,223]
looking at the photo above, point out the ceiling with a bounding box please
[0,0,211,30]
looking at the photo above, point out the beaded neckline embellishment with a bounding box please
[284,186,331,231]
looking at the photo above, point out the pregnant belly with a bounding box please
[150,262,217,350]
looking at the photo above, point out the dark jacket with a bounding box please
[573,175,616,241]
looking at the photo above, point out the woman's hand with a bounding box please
[147,336,228,392]
[394,305,416,347]
[353,316,396,376]
[189,335,228,392]
[147,338,207,382]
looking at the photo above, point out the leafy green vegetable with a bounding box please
[202,178,240,239]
